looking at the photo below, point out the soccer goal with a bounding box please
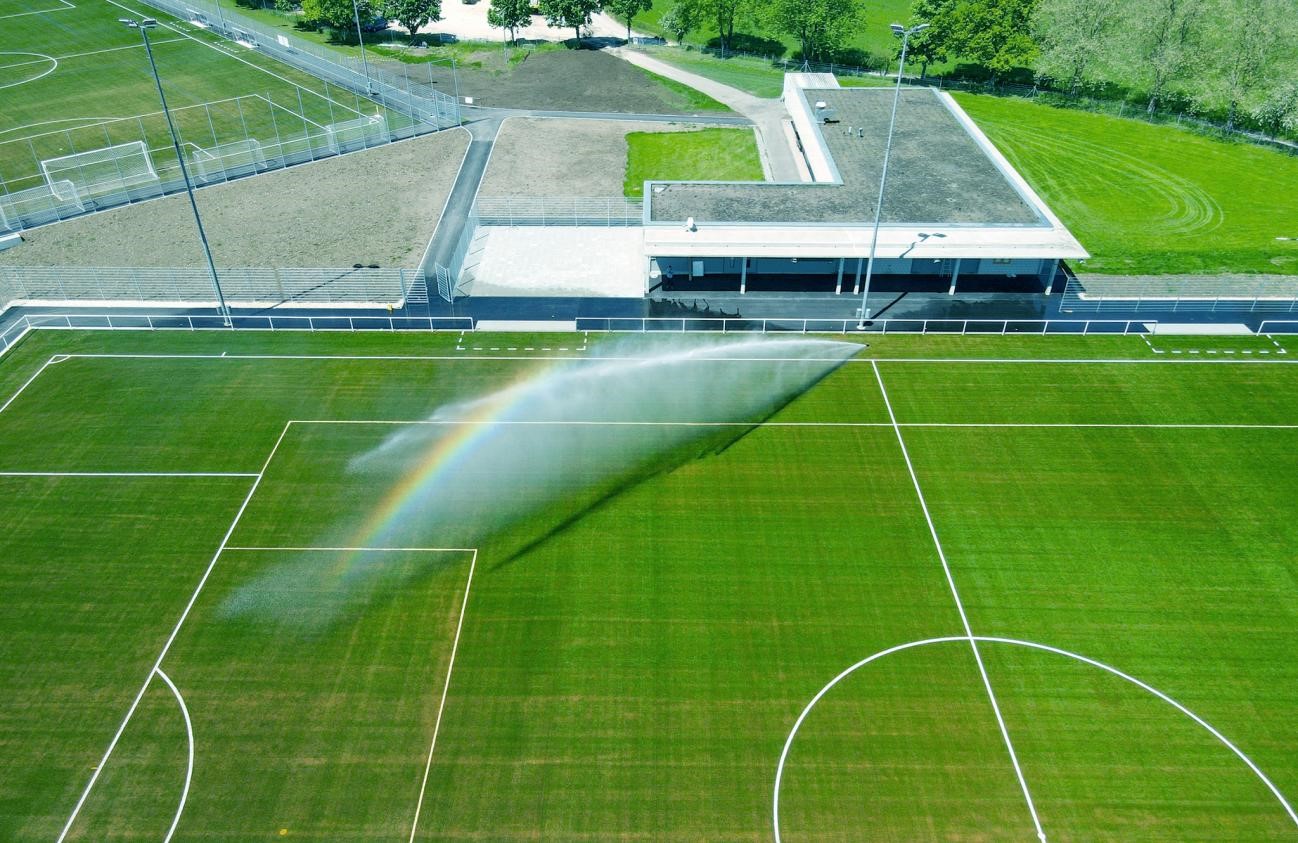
[190,138,268,182]
[0,180,85,230]
[40,141,160,199]
[323,115,388,154]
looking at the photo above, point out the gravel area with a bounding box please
[478,117,703,198]
[1,129,470,268]
[650,88,1042,225]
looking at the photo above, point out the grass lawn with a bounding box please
[959,93,1298,276]
[1,327,1297,839]
[623,0,929,71]
[623,127,764,197]
[0,0,413,194]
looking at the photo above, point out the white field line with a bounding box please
[0,471,259,477]
[0,116,120,138]
[0,325,32,360]
[0,354,63,416]
[52,350,1298,365]
[290,419,1298,430]
[871,360,1047,842]
[152,667,194,843]
[0,0,74,20]
[408,548,479,843]
[0,39,186,70]
[226,545,476,552]
[773,636,1298,840]
[0,52,57,90]
[56,422,291,843]
[102,0,371,114]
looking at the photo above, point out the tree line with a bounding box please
[654,0,1298,136]
[284,0,1297,136]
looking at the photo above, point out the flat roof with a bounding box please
[647,87,1042,226]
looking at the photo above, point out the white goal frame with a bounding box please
[40,140,160,198]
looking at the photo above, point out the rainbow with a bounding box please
[342,371,539,557]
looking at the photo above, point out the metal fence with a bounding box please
[576,316,1156,334]
[474,197,645,227]
[1,312,472,339]
[631,45,1298,154]
[138,0,459,129]
[0,265,413,307]
[1,93,411,234]
[0,0,460,234]
[1063,276,1298,314]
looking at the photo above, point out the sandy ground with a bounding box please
[469,226,645,296]
[418,3,644,44]
[478,117,704,198]
[0,129,470,268]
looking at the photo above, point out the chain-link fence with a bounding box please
[474,197,645,227]
[138,0,459,129]
[631,45,1298,154]
[0,265,413,308]
[0,91,401,234]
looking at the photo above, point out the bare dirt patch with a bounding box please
[0,128,469,268]
[478,117,703,198]
[386,49,728,114]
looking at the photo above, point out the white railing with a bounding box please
[1064,276,1298,314]
[474,197,645,227]
[13,312,472,333]
[576,316,1155,334]
[0,266,411,307]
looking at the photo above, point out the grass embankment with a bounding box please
[623,127,765,196]
[959,93,1298,276]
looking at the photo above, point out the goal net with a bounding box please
[323,115,387,154]
[190,138,267,181]
[40,141,160,198]
[0,180,86,230]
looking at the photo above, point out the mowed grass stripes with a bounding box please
[0,329,1294,839]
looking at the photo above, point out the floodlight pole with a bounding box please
[352,0,373,93]
[122,17,231,327]
[857,23,926,329]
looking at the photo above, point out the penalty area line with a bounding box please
[56,422,292,843]
[408,548,479,843]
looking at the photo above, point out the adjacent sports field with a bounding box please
[1,328,1296,840]
[0,0,411,193]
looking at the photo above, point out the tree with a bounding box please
[604,0,652,41]
[487,0,532,42]
[1252,79,1298,138]
[537,0,602,43]
[386,0,440,39]
[658,0,697,45]
[1195,0,1287,129]
[920,0,1039,84]
[1032,0,1121,95]
[301,0,369,31]
[701,0,753,52]
[905,0,952,78]
[1121,0,1207,114]
[767,0,862,62]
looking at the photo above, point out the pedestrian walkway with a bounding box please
[610,48,807,182]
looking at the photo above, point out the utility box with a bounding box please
[814,101,839,123]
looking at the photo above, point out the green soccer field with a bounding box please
[1,328,1296,840]
[0,0,413,194]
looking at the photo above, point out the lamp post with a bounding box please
[120,17,231,327]
[351,0,373,93]
[857,22,927,329]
